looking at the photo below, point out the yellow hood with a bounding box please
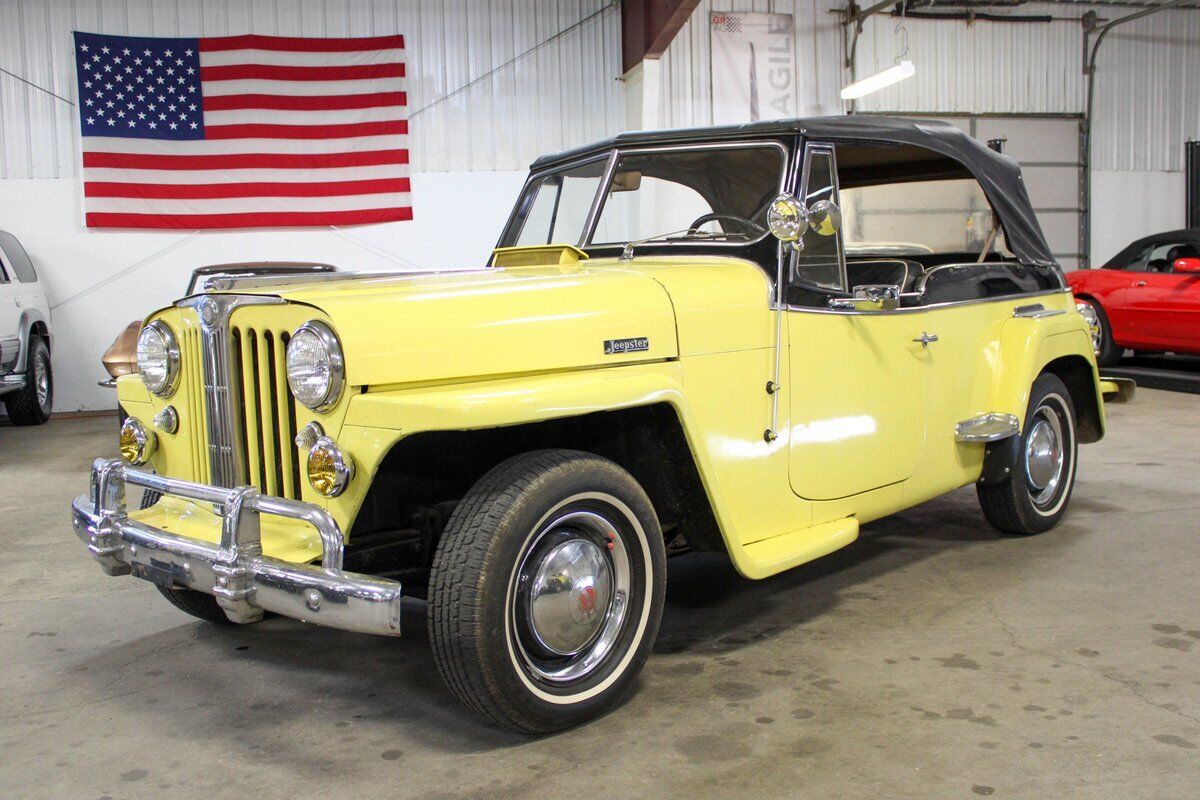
[250,266,679,388]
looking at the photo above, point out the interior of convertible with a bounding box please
[504,139,1062,308]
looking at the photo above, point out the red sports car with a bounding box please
[1068,228,1200,366]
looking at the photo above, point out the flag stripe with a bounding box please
[204,106,405,127]
[82,149,409,170]
[87,207,414,229]
[199,34,405,53]
[202,91,406,111]
[203,120,407,140]
[87,192,411,214]
[200,63,404,83]
[201,77,398,97]
[199,48,404,68]
[86,177,411,199]
[84,164,405,184]
[84,134,403,155]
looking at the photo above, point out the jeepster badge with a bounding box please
[604,337,649,355]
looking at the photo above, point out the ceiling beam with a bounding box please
[621,0,702,73]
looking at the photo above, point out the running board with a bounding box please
[739,517,860,580]
[1098,376,1136,403]
[0,374,26,397]
[955,412,1020,443]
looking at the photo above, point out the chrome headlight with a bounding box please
[286,320,345,411]
[136,320,180,397]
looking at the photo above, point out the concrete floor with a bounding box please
[2,389,1198,800]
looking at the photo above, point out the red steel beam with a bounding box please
[621,0,702,73]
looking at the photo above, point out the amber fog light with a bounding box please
[307,436,354,497]
[119,417,157,465]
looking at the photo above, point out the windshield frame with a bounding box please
[499,139,792,252]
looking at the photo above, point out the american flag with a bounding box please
[72,31,411,229]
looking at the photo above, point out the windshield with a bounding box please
[506,144,786,248]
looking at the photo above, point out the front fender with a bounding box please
[330,363,692,530]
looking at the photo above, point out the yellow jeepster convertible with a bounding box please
[73,117,1104,733]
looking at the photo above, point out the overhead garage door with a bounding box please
[873,115,1086,271]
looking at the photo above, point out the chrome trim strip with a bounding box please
[955,413,1021,443]
[778,287,1073,315]
[1013,303,1067,318]
[175,294,285,488]
[579,149,620,248]
[71,459,402,636]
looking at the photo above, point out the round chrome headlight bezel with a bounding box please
[307,435,355,497]
[136,320,180,397]
[119,416,158,465]
[286,320,345,412]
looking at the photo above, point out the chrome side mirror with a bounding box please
[807,199,841,237]
[767,194,809,243]
[767,193,842,244]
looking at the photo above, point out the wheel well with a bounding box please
[345,403,724,592]
[29,321,49,352]
[1041,355,1102,443]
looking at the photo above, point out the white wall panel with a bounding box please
[851,3,1200,172]
[654,0,845,130]
[0,0,623,178]
[852,4,1086,116]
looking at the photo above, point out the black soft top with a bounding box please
[531,115,1056,268]
[1103,227,1200,268]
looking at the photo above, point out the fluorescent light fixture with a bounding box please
[840,60,915,100]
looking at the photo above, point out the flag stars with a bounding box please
[101,45,110,54]
[189,122,198,129]
[184,49,193,56]
[169,122,177,130]
[80,43,89,52]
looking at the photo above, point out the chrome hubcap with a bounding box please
[1025,407,1064,505]
[34,354,50,410]
[512,509,631,684]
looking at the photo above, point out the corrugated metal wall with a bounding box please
[653,1,1200,172]
[0,0,624,178]
[850,2,1200,172]
[655,0,845,130]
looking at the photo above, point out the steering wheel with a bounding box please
[688,213,766,237]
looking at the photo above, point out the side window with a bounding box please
[0,254,10,284]
[0,231,38,283]
[1149,242,1199,273]
[513,162,606,247]
[792,146,844,290]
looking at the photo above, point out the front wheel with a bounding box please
[428,449,666,734]
[977,373,1078,535]
[3,337,52,425]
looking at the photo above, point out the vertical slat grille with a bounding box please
[231,325,302,500]
[181,325,209,484]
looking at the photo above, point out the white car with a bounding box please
[0,230,52,425]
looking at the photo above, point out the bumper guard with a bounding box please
[71,459,402,636]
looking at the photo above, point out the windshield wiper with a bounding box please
[618,228,749,261]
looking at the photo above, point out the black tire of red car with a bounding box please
[428,449,667,734]
[977,373,1078,536]
[138,488,232,624]
[1077,298,1121,367]
[3,337,52,426]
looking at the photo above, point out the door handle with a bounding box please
[1134,280,1147,287]
[913,332,939,347]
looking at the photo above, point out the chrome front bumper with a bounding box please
[71,459,402,636]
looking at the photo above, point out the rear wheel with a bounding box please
[1077,298,1121,367]
[4,338,52,425]
[428,449,666,734]
[977,373,1078,535]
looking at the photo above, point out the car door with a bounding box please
[786,144,927,501]
[1117,242,1200,350]
[0,253,20,373]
